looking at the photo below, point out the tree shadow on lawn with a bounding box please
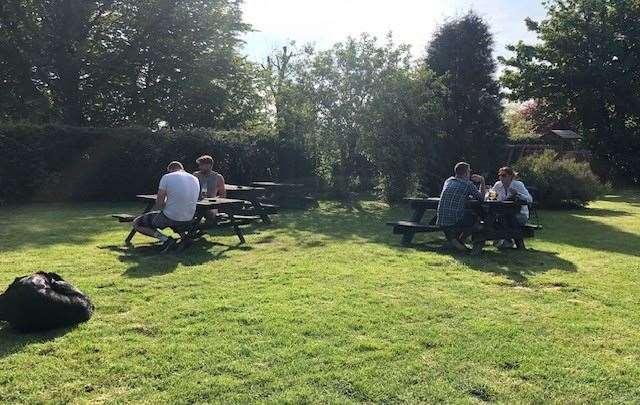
[270,200,407,245]
[272,199,640,259]
[414,238,577,285]
[100,238,253,278]
[0,322,75,359]
[540,208,640,258]
[0,203,126,253]
[602,191,640,207]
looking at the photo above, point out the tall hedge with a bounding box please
[0,125,316,204]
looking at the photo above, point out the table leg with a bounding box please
[252,199,271,224]
[125,201,154,244]
[229,214,246,244]
[402,206,427,246]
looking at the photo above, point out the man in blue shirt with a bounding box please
[437,162,486,252]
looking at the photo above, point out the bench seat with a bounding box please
[386,221,442,235]
[112,214,136,223]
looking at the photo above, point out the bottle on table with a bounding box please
[200,184,208,200]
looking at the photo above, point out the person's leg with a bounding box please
[133,212,171,242]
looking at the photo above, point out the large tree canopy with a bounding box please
[425,11,507,185]
[501,0,640,182]
[0,0,258,128]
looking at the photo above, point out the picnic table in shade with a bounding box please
[224,184,278,224]
[118,194,252,246]
[387,197,541,254]
[250,181,317,210]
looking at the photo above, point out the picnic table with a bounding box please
[122,194,250,246]
[250,181,317,209]
[387,197,541,254]
[224,184,278,224]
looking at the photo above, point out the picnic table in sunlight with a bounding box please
[387,197,542,254]
[224,184,278,224]
[250,181,317,210]
[115,194,257,247]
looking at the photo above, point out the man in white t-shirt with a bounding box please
[132,161,200,252]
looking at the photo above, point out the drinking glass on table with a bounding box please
[200,184,208,200]
[487,189,498,201]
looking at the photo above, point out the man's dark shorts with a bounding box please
[443,210,477,240]
[455,209,477,229]
[136,211,192,230]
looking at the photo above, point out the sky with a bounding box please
[241,0,548,62]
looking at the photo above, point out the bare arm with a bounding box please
[470,175,486,201]
[156,189,167,210]
[217,175,227,198]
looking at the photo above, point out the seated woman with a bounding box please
[489,166,533,226]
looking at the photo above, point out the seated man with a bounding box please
[193,154,226,225]
[436,162,486,252]
[133,161,200,252]
[193,155,226,199]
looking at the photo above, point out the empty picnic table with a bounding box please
[387,197,541,254]
[122,194,249,245]
[250,181,317,209]
[224,184,278,224]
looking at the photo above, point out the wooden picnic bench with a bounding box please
[250,181,318,210]
[387,197,542,254]
[114,195,252,247]
[224,184,279,224]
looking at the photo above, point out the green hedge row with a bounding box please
[0,125,316,204]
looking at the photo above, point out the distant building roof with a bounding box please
[550,129,580,139]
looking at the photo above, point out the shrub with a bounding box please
[514,150,608,208]
[0,124,315,204]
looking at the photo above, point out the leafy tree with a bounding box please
[0,0,257,128]
[261,43,317,144]
[501,0,640,183]
[298,34,417,196]
[425,11,507,187]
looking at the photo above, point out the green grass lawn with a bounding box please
[1,192,639,404]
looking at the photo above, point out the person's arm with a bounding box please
[469,175,486,201]
[216,174,227,198]
[510,181,533,203]
[156,176,168,210]
[156,189,167,210]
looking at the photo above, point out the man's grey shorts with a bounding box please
[136,211,192,230]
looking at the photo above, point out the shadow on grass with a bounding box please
[540,209,640,258]
[0,203,137,253]
[271,198,640,259]
[270,200,407,245]
[602,191,640,207]
[413,239,577,285]
[0,323,75,359]
[458,249,577,285]
[100,239,253,278]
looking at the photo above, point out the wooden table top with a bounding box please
[225,184,266,192]
[136,194,244,207]
[405,197,526,209]
[250,181,304,188]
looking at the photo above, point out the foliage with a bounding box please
[514,150,607,208]
[0,0,259,128]
[504,102,537,141]
[2,195,640,402]
[425,11,508,190]
[501,0,640,183]
[0,124,314,204]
